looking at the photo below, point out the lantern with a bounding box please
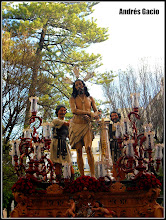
[63,162,71,178]
[23,128,32,140]
[98,161,107,177]
[42,122,52,139]
[10,140,20,165]
[34,143,43,160]
[122,118,130,136]
[130,93,140,109]
[126,140,135,157]
[29,96,39,113]
[155,144,163,160]
[144,131,155,150]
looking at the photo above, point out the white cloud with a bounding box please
[87,1,164,72]
[87,2,164,100]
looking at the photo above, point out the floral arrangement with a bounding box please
[63,176,111,193]
[126,173,162,191]
[11,175,46,195]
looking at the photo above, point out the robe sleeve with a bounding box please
[52,118,65,129]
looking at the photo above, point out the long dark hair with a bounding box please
[71,79,90,98]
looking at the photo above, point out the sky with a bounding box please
[3,1,165,101]
[87,1,165,100]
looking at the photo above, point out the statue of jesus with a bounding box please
[69,79,100,177]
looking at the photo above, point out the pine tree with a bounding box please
[2,2,109,128]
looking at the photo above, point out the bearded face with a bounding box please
[75,80,85,95]
[111,113,120,123]
[78,87,84,95]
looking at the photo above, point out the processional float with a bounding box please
[9,93,164,218]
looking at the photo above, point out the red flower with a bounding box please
[11,175,46,195]
[63,176,112,193]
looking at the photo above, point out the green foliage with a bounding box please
[2,139,18,209]
[2,2,108,73]
[95,70,117,85]
[72,165,81,179]
[2,1,110,131]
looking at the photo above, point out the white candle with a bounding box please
[10,140,20,165]
[98,161,107,177]
[23,128,32,139]
[122,118,130,135]
[34,145,41,160]
[126,140,135,157]
[42,123,52,139]
[130,93,140,108]
[144,131,155,150]
[155,144,163,159]
[63,162,71,178]
[29,96,39,112]
[10,140,20,157]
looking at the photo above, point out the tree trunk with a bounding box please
[24,25,47,128]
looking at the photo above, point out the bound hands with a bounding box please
[91,111,101,120]
[83,115,91,123]
[83,111,101,122]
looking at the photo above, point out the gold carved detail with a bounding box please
[10,187,163,217]
[46,183,63,194]
[144,187,164,217]
[146,187,161,201]
[109,181,126,193]
[10,192,28,217]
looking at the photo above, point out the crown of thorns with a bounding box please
[63,66,95,84]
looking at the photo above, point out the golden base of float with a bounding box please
[10,181,163,218]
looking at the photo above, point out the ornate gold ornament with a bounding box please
[109,181,126,193]
[46,183,63,194]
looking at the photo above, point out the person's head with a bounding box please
[69,199,74,203]
[110,111,121,123]
[94,201,103,208]
[68,197,75,204]
[55,105,67,119]
[72,79,90,98]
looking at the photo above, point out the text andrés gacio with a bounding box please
[119,8,159,15]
